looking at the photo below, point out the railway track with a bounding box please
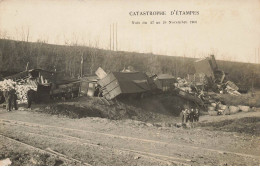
[0,133,91,166]
[1,118,259,160]
[0,121,190,166]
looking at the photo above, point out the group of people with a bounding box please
[181,107,200,124]
[0,88,37,111]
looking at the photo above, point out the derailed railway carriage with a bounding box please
[1,69,81,103]
[50,79,80,100]
[4,69,54,103]
[97,71,157,100]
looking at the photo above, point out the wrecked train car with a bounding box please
[194,55,227,84]
[5,69,54,102]
[5,69,55,85]
[98,72,156,100]
[153,74,177,92]
[50,78,81,100]
[4,69,82,102]
[80,75,100,97]
[194,56,216,79]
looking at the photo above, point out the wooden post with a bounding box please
[80,55,83,77]
[25,62,29,71]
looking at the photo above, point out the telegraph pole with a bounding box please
[110,24,111,50]
[112,23,114,51]
[80,54,83,77]
[109,23,118,51]
[116,23,118,51]
[258,48,260,64]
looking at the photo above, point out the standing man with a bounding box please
[10,88,18,110]
[0,90,5,104]
[181,109,186,123]
[3,89,12,111]
[27,89,37,108]
[194,108,200,122]
[189,108,195,123]
[181,108,190,124]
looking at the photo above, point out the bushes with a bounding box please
[0,39,259,88]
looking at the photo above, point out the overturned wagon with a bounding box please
[3,69,81,102]
[153,74,176,92]
[4,69,54,103]
[98,72,156,100]
[50,79,80,100]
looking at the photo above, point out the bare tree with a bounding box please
[0,30,8,39]
[26,27,30,42]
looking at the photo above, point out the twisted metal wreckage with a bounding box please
[0,55,247,114]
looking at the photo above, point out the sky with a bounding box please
[0,0,260,63]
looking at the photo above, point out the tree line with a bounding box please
[0,39,259,88]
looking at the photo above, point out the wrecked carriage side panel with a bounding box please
[194,58,215,79]
[103,86,122,100]
[112,72,153,94]
[98,73,122,100]
[98,72,155,100]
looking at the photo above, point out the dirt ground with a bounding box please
[0,102,259,166]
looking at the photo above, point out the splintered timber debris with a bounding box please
[0,79,37,103]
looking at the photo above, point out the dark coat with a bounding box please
[0,90,5,104]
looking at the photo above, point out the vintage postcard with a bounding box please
[0,0,259,166]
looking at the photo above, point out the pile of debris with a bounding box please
[87,60,249,116]
[0,79,16,91]
[175,78,192,93]
[162,55,253,116]
[207,101,252,116]
[0,79,37,104]
[225,81,241,96]
[193,55,243,95]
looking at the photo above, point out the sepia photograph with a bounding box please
[0,0,259,166]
